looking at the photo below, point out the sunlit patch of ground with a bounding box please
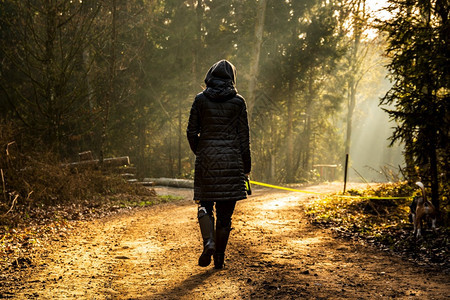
[289,236,325,249]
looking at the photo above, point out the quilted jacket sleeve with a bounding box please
[186,96,201,155]
[238,100,251,174]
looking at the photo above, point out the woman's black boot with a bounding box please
[213,253,225,269]
[198,207,215,267]
[214,220,231,269]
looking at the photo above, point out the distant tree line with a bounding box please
[0,0,447,206]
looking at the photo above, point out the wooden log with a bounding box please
[78,151,94,161]
[142,178,193,189]
[63,156,130,169]
[120,173,136,178]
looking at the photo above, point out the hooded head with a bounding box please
[203,59,237,101]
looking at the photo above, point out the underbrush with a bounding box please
[0,123,184,268]
[305,182,449,271]
[0,121,166,227]
[0,147,160,227]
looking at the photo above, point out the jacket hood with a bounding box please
[203,59,237,101]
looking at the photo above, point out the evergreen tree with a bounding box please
[380,0,449,209]
[0,1,102,156]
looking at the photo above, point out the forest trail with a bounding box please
[8,183,449,299]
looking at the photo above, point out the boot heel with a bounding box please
[199,241,215,267]
[213,253,225,269]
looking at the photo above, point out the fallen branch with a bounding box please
[2,194,18,216]
[2,191,33,216]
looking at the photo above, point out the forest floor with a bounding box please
[1,183,449,299]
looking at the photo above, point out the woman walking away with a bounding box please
[186,59,251,269]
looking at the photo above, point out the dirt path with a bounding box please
[7,183,449,299]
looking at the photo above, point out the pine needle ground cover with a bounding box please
[305,183,449,272]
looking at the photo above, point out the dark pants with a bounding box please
[199,200,236,227]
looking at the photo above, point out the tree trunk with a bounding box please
[100,0,117,163]
[302,73,315,173]
[286,76,295,183]
[44,3,58,151]
[345,80,356,156]
[429,143,439,211]
[82,48,94,111]
[269,113,276,182]
[177,105,182,176]
[193,0,203,87]
[168,127,174,178]
[247,0,267,118]
[344,0,364,158]
[137,119,146,177]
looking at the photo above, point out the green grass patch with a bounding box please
[158,195,184,202]
[112,193,184,209]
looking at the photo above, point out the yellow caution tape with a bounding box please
[335,195,411,200]
[249,180,412,200]
[249,180,322,195]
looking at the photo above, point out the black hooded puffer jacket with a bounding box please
[187,60,251,202]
